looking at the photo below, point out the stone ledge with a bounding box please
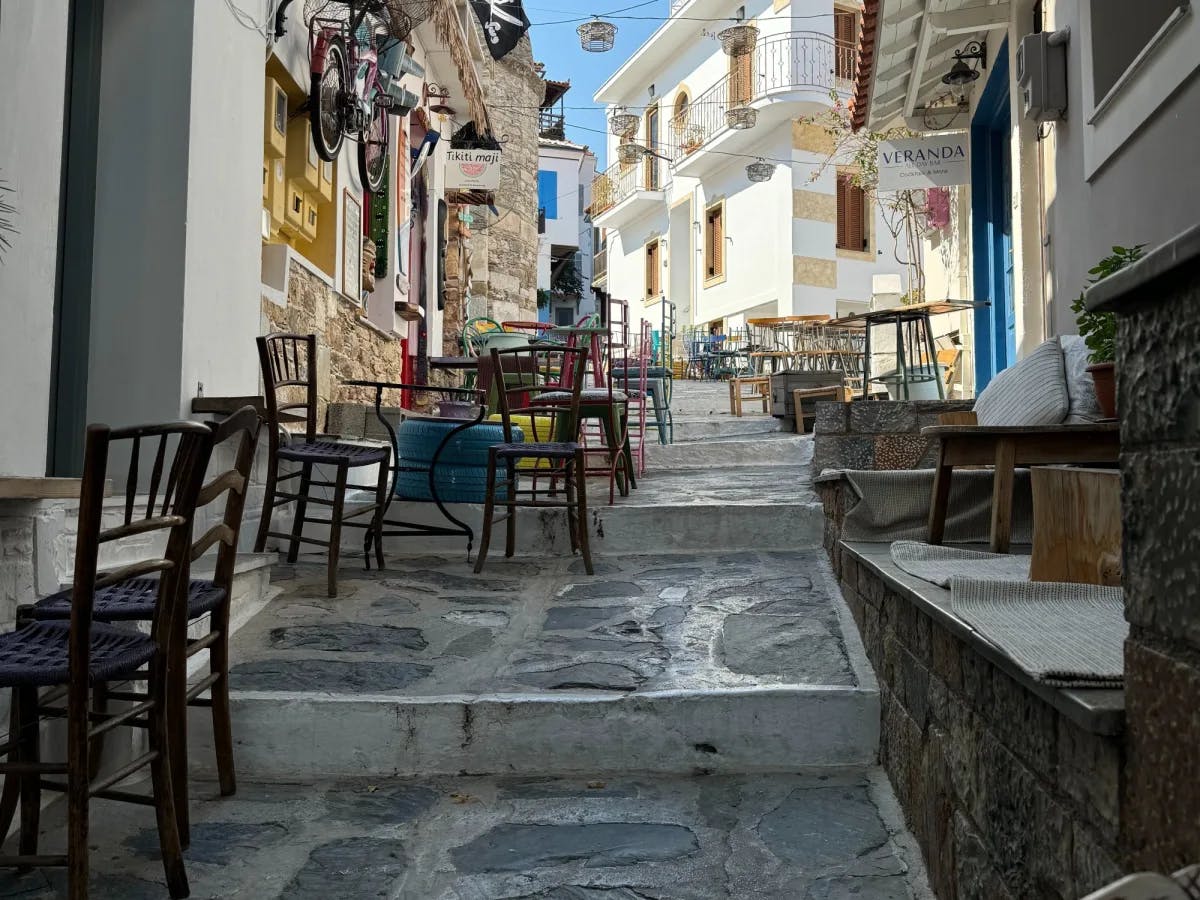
[841,541,1125,738]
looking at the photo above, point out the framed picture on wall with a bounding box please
[342,189,363,303]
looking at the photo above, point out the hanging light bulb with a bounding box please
[746,158,775,182]
[609,106,639,137]
[578,18,617,53]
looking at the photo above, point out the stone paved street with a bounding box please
[0,771,928,899]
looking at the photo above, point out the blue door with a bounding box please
[970,39,1016,390]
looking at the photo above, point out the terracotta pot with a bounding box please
[1087,362,1117,419]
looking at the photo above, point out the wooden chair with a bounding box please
[254,334,390,597]
[924,411,1121,553]
[26,406,261,841]
[475,344,593,575]
[729,376,770,416]
[0,421,211,899]
[792,385,852,434]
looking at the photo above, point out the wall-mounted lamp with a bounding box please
[426,83,455,116]
[942,40,986,86]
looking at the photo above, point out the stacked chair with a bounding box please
[0,406,260,898]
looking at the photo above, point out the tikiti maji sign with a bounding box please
[446,148,502,191]
[876,133,969,191]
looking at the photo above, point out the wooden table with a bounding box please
[831,302,986,401]
[922,422,1121,553]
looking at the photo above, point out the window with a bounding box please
[555,305,575,326]
[1079,0,1197,177]
[645,104,661,190]
[834,8,858,81]
[537,170,558,219]
[645,239,661,298]
[704,203,725,283]
[672,91,690,132]
[728,47,754,107]
[836,173,867,251]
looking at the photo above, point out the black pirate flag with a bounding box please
[469,0,531,59]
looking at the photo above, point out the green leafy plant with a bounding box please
[1070,245,1144,364]
[537,288,551,309]
[551,258,584,297]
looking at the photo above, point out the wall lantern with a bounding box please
[610,106,639,137]
[426,83,455,116]
[725,105,757,130]
[746,158,774,182]
[578,18,617,53]
[943,40,987,86]
[718,24,759,56]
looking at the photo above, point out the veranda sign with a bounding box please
[446,148,502,191]
[876,133,969,190]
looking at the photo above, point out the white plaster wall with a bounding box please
[538,149,583,249]
[181,0,271,408]
[0,0,70,476]
[607,208,670,326]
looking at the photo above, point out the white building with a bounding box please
[592,0,908,336]
[536,81,599,326]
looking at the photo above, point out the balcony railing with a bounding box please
[539,110,566,140]
[671,32,856,163]
[590,156,667,217]
[593,246,608,284]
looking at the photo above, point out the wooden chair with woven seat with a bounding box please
[254,334,390,597]
[0,420,211,899]
[24,406,261,844]
[475,344,593,575]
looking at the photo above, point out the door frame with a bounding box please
[970,38,1016,391]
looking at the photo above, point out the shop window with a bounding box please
[538,170,558,219]
[704,203,725,284]
[836,173,867,251]
[645,239,661,298]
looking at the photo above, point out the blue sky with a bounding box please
[524,3,663,167]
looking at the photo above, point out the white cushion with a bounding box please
[974,337,1069,426]
[1060,334,1104,423]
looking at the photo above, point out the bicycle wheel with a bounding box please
[358,100,388,193]
[310,35,347,162]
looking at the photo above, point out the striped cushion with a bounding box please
[974,337,1068,427]
[1060,334,1104,423]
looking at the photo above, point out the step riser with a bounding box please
[647,439,812,469]
[194,689,880,779]
[672,419,786,442]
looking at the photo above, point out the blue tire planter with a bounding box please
[394,419,517,504]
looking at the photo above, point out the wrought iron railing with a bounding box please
[539,110,566,140]
[671,32,854,163]
[590,157,667,217]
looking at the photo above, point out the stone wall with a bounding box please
[262,259,406,428]
[1089,226,1200,872]
[470,29,542,325]
[834,546,1125,899]
[813,400,976,473]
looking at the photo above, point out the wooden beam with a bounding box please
[904,0,935,117]
[883,1,925,28]
[929,3,1010,35]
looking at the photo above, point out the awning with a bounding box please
[852,0,1011,132]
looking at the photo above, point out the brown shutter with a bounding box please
[835,10,857,80]
[646,241,660,297]
[729,50,754,106]
[836,174,849,249]
[706,206,724,279]
[848,182,866,251]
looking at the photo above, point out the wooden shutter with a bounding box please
[836,174,849,249]
[706,205,724,279]
[729,49,754,106]
[646,241,660,297]
[835,10,857,80]
[847,181,866,251]
[644,105,660,190]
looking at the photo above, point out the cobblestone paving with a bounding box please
[0,772,928,899]
[226,551,856,698]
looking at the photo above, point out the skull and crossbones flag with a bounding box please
[469,0,531,59]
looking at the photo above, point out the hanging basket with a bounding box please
[718,24,759,56]
[725,105,758,130]
[610,107,639,137]
[746,159,774,183]
[578,18,617,53]
[618,142,646,165]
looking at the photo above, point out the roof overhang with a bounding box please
[852,0,1010,132]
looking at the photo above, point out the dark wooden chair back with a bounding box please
[193,406,261,593]
[490,344,589,446]
[256,333,318,447]
[72,421,213,684]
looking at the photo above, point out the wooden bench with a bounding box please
[729,376,770,416]
[923,413,1120,553]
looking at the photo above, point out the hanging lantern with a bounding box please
[746,158,774,182]
[609,106,639,137]
[618,142,647,165]
[718,24,759,56]
[725,105,758,130]
[578,18,617,53]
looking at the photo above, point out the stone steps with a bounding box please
[670,414,786,443]
[646,432,812,469]
[198,550,879,782]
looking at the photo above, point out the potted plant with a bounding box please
[1070,244,1143,418]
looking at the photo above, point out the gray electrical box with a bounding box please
[1017,31,1068,122]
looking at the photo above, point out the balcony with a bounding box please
[590,157,668,229]
[593,245,608,287]
[670,32,857,176]
[539,109,566,141]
